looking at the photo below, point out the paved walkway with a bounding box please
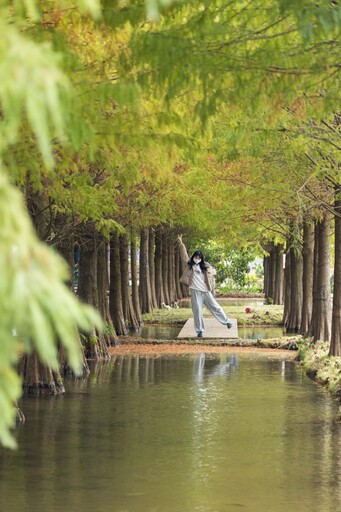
[177,318,238,339]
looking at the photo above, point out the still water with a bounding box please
[1,353,341,512]
[130,324,286,340]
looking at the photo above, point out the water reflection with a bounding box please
[129,325,287,340]
[238,326,286,339]
[110,353,240,387]
[193,353,239,383]
[129,324,181,339]
[1,355,341,512]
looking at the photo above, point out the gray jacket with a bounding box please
[178,240,215,293]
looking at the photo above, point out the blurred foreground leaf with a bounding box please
[0,171,103,448]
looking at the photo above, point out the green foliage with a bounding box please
[123,0,341,121]
[225,249,254,289]
[298,340,341,394]
[0,171,103,448]
[2,0,341,448]
[189,242,229,286]
[0,18,71,167]
[189,240,260,291]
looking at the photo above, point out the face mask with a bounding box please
[193,258,201,265]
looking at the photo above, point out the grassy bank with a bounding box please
[142,303,283,327]
[297,340,341,399]
[115,335,300,350]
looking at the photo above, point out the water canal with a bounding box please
[1,352,341,512]
[129,324,286,340]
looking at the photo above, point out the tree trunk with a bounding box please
[139,227,154,313]
[310,220,320,338]
[285,245,303,333]
[23,192,76,385]
[25,183,51,241]
[175,246,183,300]
[301,220,315,336]
[273,244,284,305]
[310,213,332,342]
[19,352,65,395]
[55,227,90,376]
[154,227,165,307]
[120,233,140,329]
[263,253,271,299]
[120,234,129,325]
[78,225,110,359]
[130,234,142,325]
[330,187,341,355]
[109,231,128,335]
[162,230,170,306]
[168,238,176,305]
[262,241,273,301]
[263,242,283,305]
[57,230,74,288]
[98,236,117,345]
[148,228,158,309]
[282,244,291,328]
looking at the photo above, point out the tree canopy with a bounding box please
[2,0,341,447]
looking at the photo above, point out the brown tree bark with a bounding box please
[148,228,158,309]
[120,233,140,329]
[330,186,341,355]
[162,230,170,306]
[301,220,315,336]
[263,242,284,305]
[109,231,128,335]
[19,352,65,395]
[310,220,320,337]
[168,238,176,305]
[26,199,90,378]
[273,245,284,305]
[120,233,129,324]
[25,182,52,241]
[174,246,183,300]
[97,236,117,345]
[78,225,110,359]
[154,227,165,307]
[263,253,271,299]
[282,245,291,328]
[139,227,154,313]
[285,244,303,333]
[130,234,142,325]
[310,213,332,342]
[56,228,74,287]
[57,232,90,375]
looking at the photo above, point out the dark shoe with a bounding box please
[226,322,232,329]
[197,331,203,338]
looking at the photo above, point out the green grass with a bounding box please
[142,304,284,326]
[297,339,341,396]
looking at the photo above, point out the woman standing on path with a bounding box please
[177,235,232,337]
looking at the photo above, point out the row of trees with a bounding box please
[3,0,341,448]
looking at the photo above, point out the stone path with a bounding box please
[177,317,238,339]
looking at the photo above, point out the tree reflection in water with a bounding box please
[193,353,239,383]
[110,353,240,386]
[2,353,341,512]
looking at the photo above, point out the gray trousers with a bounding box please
[190,289,229,334]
